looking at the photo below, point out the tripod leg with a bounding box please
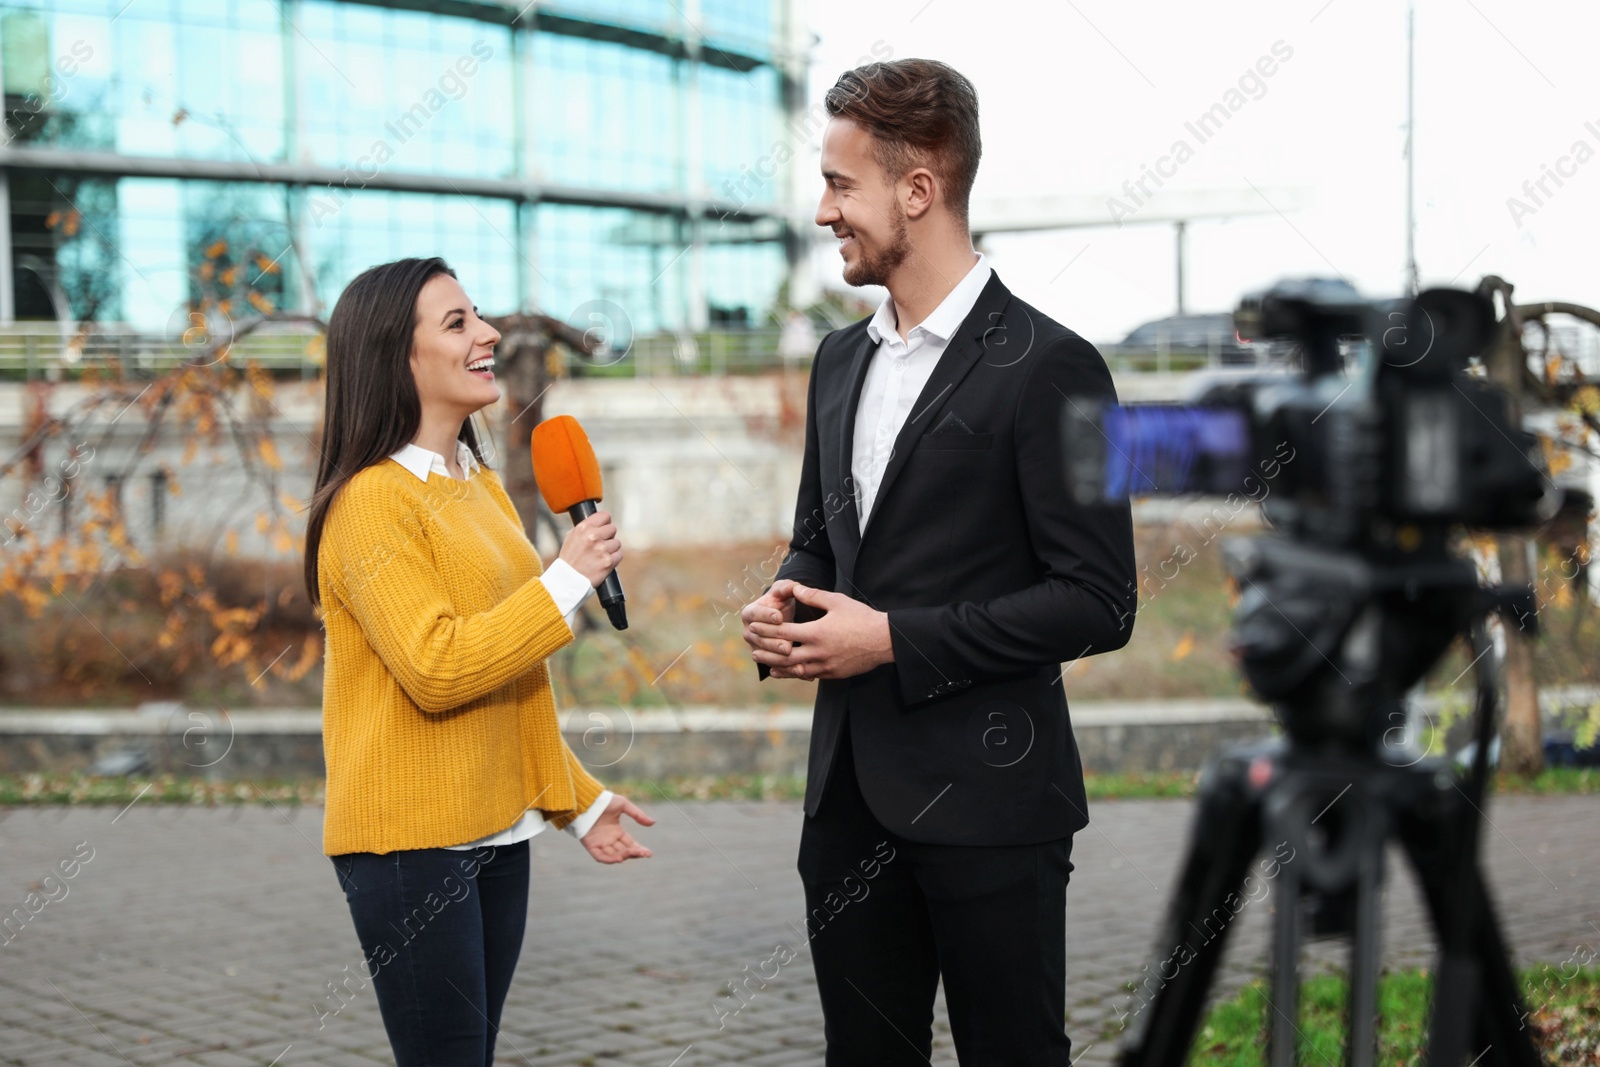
[1346,833,1384,1067]
[1117,747,1266,1067]
[1268,861,1301,1067]
[1264,781,1387,1067]
[1395,800,1546,1067]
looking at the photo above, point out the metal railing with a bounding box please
[0,322,322,380]
[0,320,1296,381]
[0,321,813,380]
[1099,343,1273,375]
[567,327,811,377]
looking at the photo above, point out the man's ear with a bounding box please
[901,167,937,220]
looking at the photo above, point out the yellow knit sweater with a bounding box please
[316,458,605,856]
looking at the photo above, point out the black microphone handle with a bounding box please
[566,500,628,630]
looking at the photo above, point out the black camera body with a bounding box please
[1067,278,1554,749]
[1225,278,1549,550]
[1070,278,1550,553]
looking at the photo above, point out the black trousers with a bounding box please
[797,723,1076,1066]
[329,840,529,1067]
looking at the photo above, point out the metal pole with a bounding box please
[0,169,13,323]
[1404,1,1419,295]
[510,21,539,316]
[683,0,707,333]
[1175,219,1187,315]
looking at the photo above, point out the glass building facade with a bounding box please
[0,0,803,334]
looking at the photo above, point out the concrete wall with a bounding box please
[0,702,1280,779]
[0,371,1196,555]
[0,376,808,555]
[6,692,1593,780]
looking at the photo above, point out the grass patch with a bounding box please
[2,767,1595,808]
[0,772,325,807]
[611,774,807,802]
[1085,772,1200,799]
[1496,766,1600,795]
[613,772,1200,803]
[0,771,1197,808]
[1081,767,1600,802]
[1186,966,1600,1065]
[0,772,812,807]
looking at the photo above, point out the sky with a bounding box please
[798,0,1600,345]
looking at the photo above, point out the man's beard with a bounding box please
[842,203,911,288]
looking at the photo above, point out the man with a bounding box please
[741,59,1137,1064]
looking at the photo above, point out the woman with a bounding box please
[303,256,653,1066]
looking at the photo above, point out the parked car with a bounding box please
[1119,312,1263,366]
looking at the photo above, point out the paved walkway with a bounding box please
[0,795,1595,1066]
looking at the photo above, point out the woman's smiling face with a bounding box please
[409,274,503,417]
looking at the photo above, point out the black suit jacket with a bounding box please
[759,272,1137,846]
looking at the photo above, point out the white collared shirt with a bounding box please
[387,439,612,848]
[852,253,993,530]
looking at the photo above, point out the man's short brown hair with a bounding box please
[824,58,981,225]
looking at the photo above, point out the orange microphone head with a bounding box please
[531,415,604,513]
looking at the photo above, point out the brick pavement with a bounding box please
[0,794,1595,1066]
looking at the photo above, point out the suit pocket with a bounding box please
[916,432,993,451]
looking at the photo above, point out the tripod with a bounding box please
[1115,539,1547,1067]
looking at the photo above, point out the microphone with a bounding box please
[531,415,627,630]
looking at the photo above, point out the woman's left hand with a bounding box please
[580,794,655,864]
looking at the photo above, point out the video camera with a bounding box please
[1067,278,1551,550]
[1066,278,1555,750]
[1091,281,1560,1067]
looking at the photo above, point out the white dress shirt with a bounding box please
[387,440,613,848]
[852,253,993,530]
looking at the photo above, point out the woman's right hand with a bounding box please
[559,510,622,588]
[580,794,655,864]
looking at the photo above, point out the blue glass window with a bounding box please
[295,2,513,177]
[699,64,778,205]
[531,34,679,194]
[307,188,520,318]
[536,1,676,35]
[699,0,771,56]
[0,1,794,338]
[534,203,687,333]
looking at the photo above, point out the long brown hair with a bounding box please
[302,256,490,607]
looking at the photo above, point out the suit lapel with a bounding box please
[858,274,1012,548]
[832,331,876,572]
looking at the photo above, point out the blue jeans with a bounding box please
[330,840,529,1066]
